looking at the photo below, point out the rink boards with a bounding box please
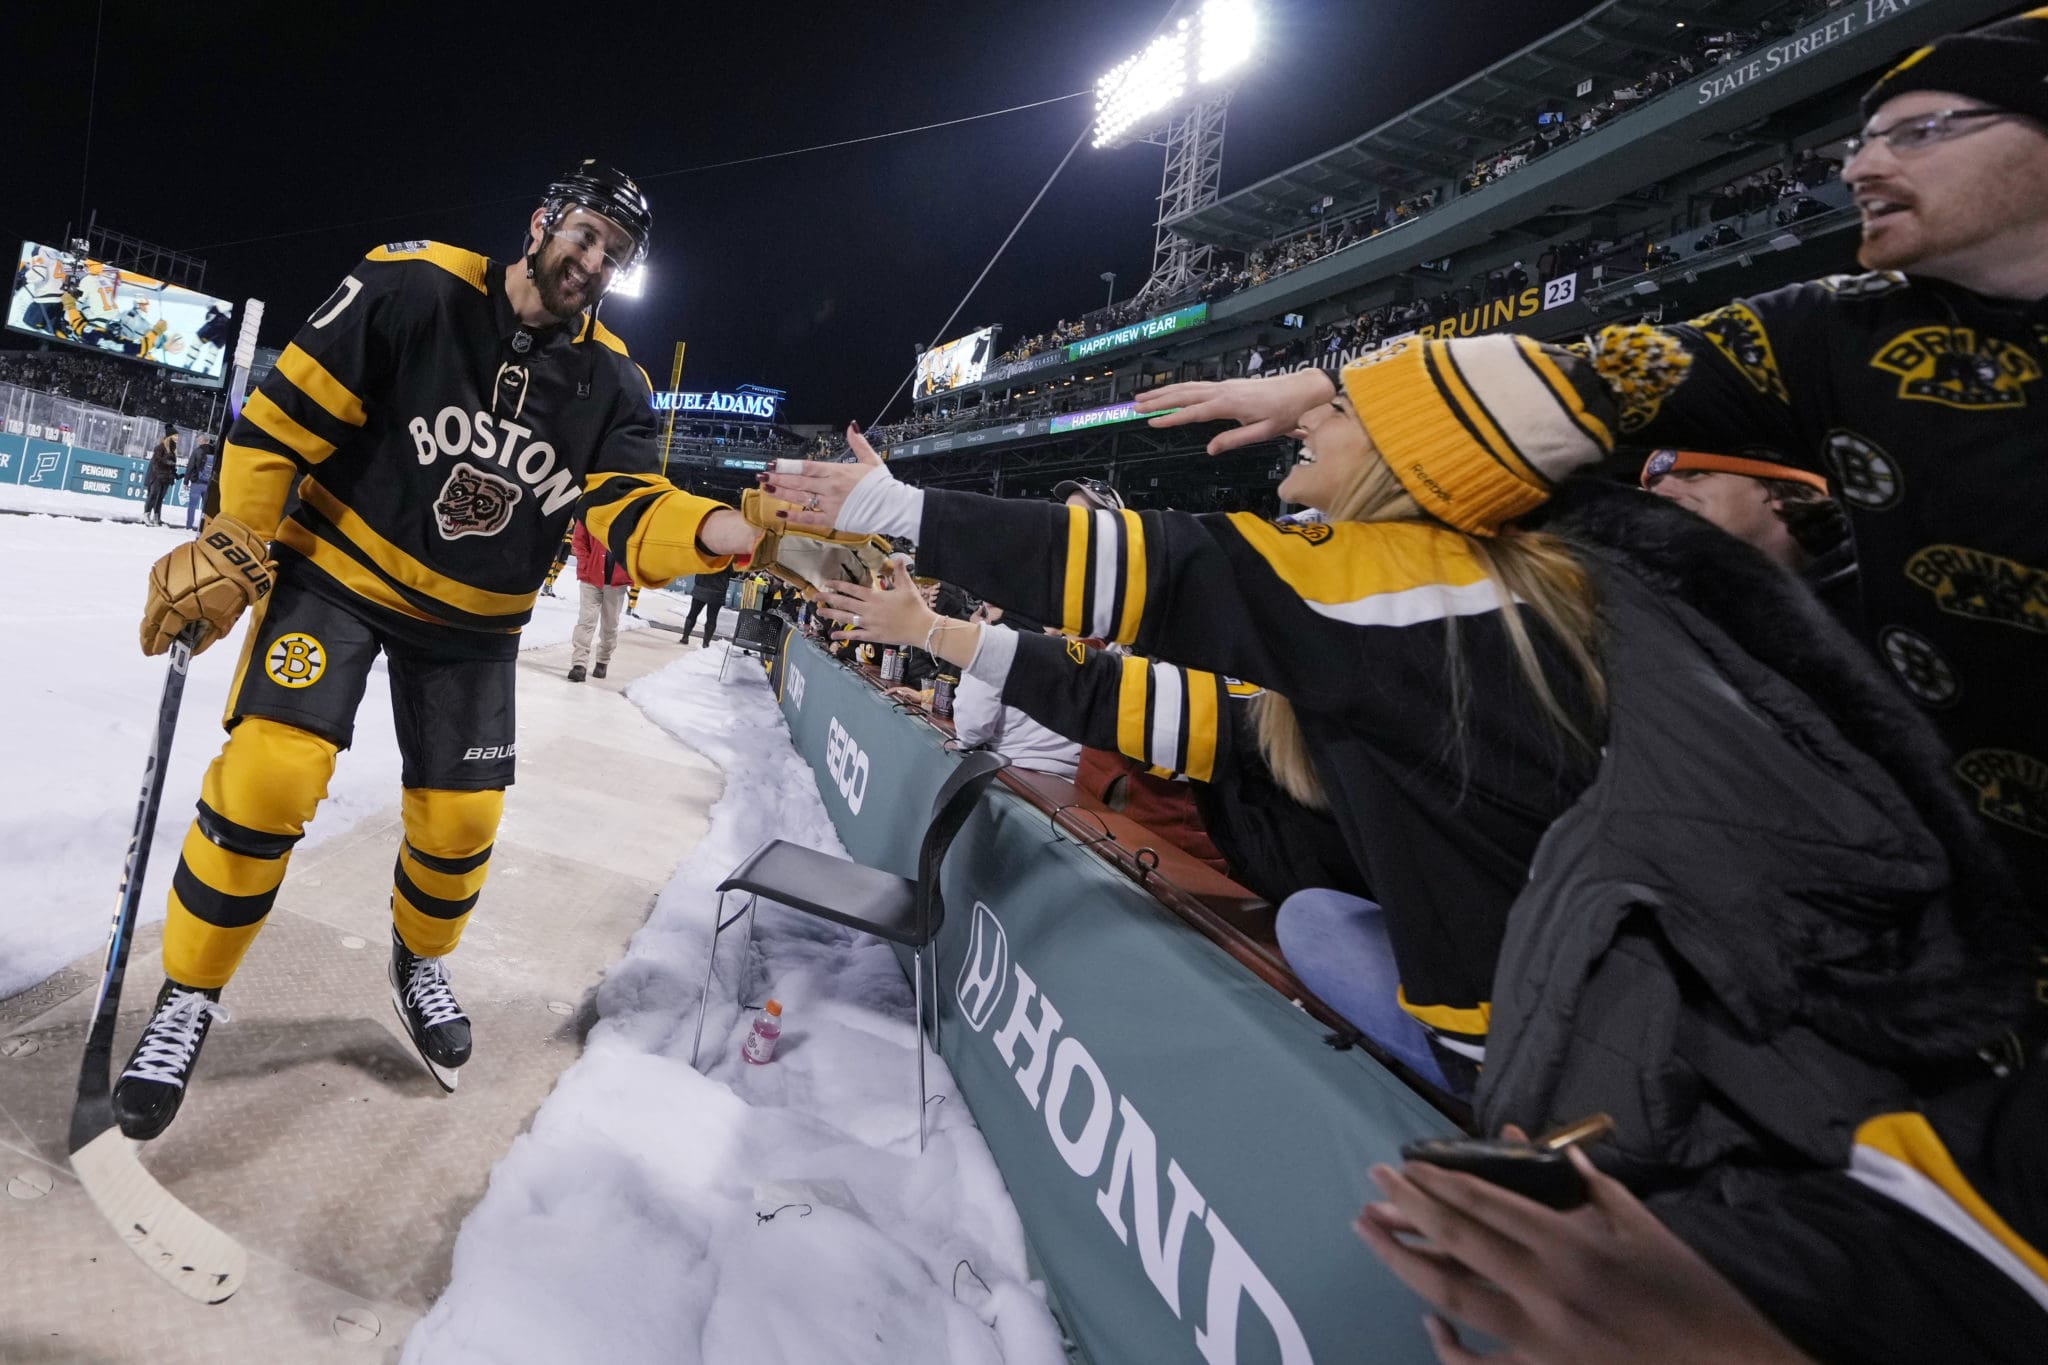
[771,630,1451,1365]
[0,430,195,510]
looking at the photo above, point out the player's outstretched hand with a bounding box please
[1355,1139,1812,1365]
[139,516,274,657]
[695,507,765,559]
[759,424,889,531]
[1134,370,1339,455]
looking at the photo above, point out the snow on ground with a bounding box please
[0,491,655,998]
[406,646,1064,1365]
[0,495,1064,1363]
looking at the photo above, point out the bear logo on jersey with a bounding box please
[434,461,523,540]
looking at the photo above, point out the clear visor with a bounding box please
[543,204,646,283]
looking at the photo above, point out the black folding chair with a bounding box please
[717,606,783,681]
[690,750,1010,1151]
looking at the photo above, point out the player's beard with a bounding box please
[532,244,602,321]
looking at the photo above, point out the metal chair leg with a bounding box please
[692,891,763,1067]
[914,947,928,1153]
[739,894,760,1008]
[928,946,941,1057]
[717,638,734,680]
[690,890,731,1067]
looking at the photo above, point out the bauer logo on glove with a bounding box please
[140,516,277,657]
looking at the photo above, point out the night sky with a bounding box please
[5,1,1593,423]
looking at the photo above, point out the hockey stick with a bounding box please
[68,623,248,1304]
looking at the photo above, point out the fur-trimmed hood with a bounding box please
[1484,481,2033,1171]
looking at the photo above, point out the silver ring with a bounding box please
[849,614,862,628]
[806,493,820,512]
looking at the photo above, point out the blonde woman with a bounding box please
[763,341,2043,1361]
[774,344,1610,1091]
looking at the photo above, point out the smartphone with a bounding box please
[1398,1113,1612,1210]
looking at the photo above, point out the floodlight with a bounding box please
[1092,0,1260,149]
[609,264,646,299]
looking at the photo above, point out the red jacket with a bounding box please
[571,521,631,588]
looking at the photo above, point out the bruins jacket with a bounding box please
[218,241,732,655]
[1587,272,2047,906]
[919,491,1598,1064]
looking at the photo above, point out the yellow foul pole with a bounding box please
[660,340,686,475]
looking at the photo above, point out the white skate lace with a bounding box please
[403,956,466,1029]
[121,988,231,1087]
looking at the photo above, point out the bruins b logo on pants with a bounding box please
[265,632,326,688]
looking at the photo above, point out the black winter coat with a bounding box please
[1492,481,2032,1172]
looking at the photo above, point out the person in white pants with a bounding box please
[567,519,630,681]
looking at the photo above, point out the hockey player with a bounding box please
[14,243,78,339]
[117,161,760,1138]
[194,301,234,377]
[69,262,125,344]
[107,297,158,357]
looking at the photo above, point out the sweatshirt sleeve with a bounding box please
[916,488,1415,715]
[994,630,1237,783]
[218,251,403,534]
[1583,279,1838,469]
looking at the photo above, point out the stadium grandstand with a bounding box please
[724,0,1994,515]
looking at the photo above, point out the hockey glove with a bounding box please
[140,515,275,657]
[738,488,894,593]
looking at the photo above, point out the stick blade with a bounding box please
[70,1127,248,1304]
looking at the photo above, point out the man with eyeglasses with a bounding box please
[114,161,762,1138]
[1578,7,2048,917]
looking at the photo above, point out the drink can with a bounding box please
[932,672,957,719]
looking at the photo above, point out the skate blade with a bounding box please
[71,1127,248,1303]
[390,993,461,1093]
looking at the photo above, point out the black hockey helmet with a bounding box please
[528,160,652,283]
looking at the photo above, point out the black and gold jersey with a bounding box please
[919,491,1598,1060]
[1589,272,2048,904]
[218,241,731,654]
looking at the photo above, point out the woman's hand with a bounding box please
[759,424,887,530]
[1134,369,1338,455]
[814,566,939,650]
[1354,1142,1812,1365]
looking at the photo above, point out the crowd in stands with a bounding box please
[0,345,223,434]
[994,295,1150,365]
[980,4,1859,388]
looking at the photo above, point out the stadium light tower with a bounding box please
[1093,0,1259,302]
[608,263,647,300]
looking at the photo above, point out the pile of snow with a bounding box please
[405,646,1063,1364]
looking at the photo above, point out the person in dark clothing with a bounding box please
[1637,447,1857,627]
[1576,11,2048,914]
[181,438,217,531]
[142,430,180,527]
[681,564,733,645]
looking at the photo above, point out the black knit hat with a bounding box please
[1861,7,2048,124]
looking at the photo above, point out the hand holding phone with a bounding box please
[1397,1113,1614,1210]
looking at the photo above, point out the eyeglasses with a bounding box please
[1846,108,2014,157]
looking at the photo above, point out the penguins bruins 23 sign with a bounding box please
[264,632,326,689]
